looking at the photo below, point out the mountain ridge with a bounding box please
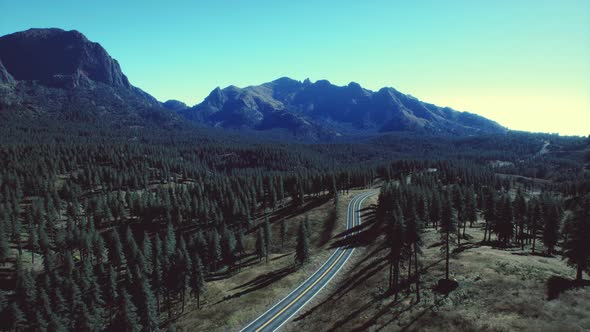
[0,28,506,140]
[180,77,506,137]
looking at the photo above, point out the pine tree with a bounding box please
[452,186,464,245]
[142,231,153,274]
[464,187,478,230]
[483,190,496,242]
[295,220,309,265]
[48,312,66,332]
[104,264,118,323]
[235,227,245,271]
[0,228,10,265]
[10,302,26,331]
[108,229,124,267]
[440,194,456,281]
[429,193,441,229]
[117,289,142,332]
[190,254,205,309]
[0,290,7,316]
[531,202,543,254]
[514,190,527,249]
[263,218,272,261]
[405,204,422,302]
[495,196,514,246]
[562,197,590,281]
[386,206,405,300]
[209,230,222,271]
[255,228,266,263]
[74,302,101,332]
[15,262,37,321]
[542,202,561,256]
[28,226,38,264]
[137,278,159,331]
[151,258,163,313]
[164,223,176,260]
[280,219,288,250]
[221,227,236,268]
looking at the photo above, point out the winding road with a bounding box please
[240,190,376,332]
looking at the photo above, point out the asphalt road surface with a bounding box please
[240,190,376,332]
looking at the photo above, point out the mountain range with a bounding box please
[0,28,506,140]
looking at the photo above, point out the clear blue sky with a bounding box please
[1,0,589,135]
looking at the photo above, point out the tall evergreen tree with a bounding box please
[429,193,441,229]
[440,194,456,280]
[562,197,590,281]
[531,202,543,254]
[386,206,405,300]
[221,227,236,269]
[10,302,26,331]
[280,219,288,250]
[209,230,222,271]
[483,189,496,242]
[137,278,159,332]
[495,196,514,246]
[295,220,309,265]
[190,254,205,309]
[164,223,176,260]
[514,190,527,249]
[104,264,118,323]
[15,262,37,321]
[117,289,142,332]
[0,229,10,265]
[263,218,272,261]
[542,202,561,256]
[405,204,422,302]
[255,228,266,263]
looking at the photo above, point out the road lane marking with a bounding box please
[240,192,359,332]
[255,191,374,332]
[270,191,375,332]
[241,190,376,332]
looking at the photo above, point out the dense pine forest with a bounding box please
[0,121,589,331]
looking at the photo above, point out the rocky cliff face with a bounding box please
[0,28,177,126]
[0,60,15,85]
[0,28,130,88]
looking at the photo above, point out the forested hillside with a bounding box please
[0,120,588,331]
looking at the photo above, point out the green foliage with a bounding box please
[295,220,310,265]
[562,196,590,280]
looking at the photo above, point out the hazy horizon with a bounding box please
[1,0,589,135]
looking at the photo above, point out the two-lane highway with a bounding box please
[240,190,376,332]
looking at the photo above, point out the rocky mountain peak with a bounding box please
[0,28,130,89]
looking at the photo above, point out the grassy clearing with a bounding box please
[285,219,590,332]
[175,190,369,331]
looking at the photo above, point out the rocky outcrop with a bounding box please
[0,28,130,89]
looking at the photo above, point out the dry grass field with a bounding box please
[285,218,590,332]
